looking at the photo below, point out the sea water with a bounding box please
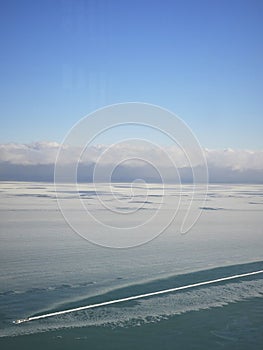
[0,182,262,349]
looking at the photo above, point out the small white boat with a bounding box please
[13,318,28,324]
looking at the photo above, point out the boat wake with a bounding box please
[13,269,263,325]
[2,261,263,338]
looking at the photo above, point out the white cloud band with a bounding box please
[0,142,262,183]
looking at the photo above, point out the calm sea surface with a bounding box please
[0,182,262,349]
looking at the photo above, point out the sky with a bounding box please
[0,0,263,148]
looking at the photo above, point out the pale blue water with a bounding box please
[0,182,263,349]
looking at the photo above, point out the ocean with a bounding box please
[0,182,262,349]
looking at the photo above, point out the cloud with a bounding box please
[0,142,61,165]
[205,148,263,171]
[0,142,262,183]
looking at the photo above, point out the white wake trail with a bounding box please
[13,269,263,324]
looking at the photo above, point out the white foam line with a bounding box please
[14,269,263,324]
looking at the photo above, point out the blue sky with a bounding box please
[0,0,263,148]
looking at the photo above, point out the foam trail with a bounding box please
[13,269,263,324]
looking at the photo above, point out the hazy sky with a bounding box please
[0,0,263,148]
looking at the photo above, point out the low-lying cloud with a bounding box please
[0,142,262,183]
